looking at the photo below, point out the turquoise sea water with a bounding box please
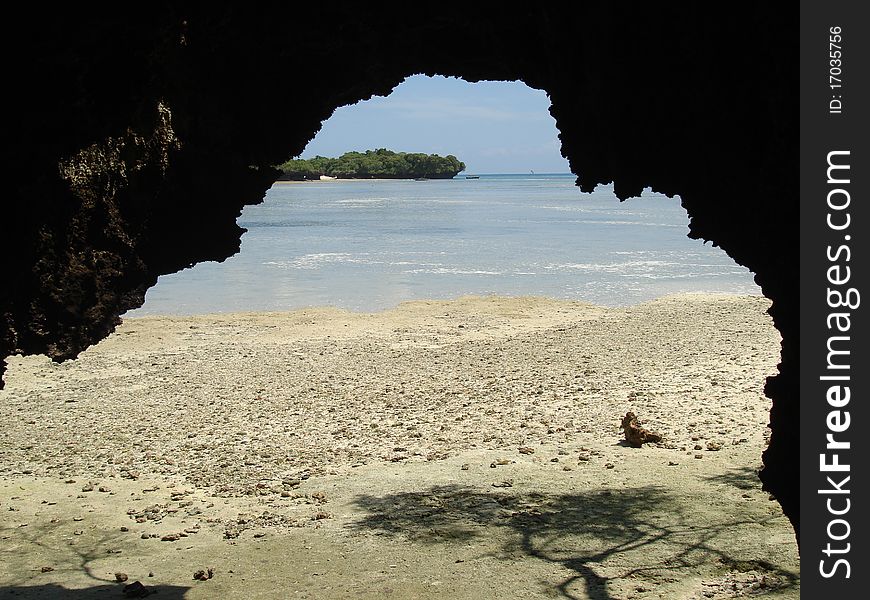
[128,174,760,316]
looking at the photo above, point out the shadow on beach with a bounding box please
[702,466,764,491]
[348,484,798,600]
[0,520,189,599]
[0,583,188,600]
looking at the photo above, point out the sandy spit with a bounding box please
[0,294,798,599]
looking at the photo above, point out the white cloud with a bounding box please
[479,140,564,158]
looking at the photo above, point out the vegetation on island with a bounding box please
[278,149,466,180]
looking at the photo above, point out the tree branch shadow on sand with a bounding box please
[0,519,189,599]
[702,466,764,491]
[348,485,798,600]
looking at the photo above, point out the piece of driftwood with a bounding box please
[621,411,662,447]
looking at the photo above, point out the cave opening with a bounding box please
[127,76,760,316]
[0,71,798,596]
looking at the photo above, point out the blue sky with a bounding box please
[300,75,572,174]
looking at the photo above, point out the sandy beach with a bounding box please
[0,294,799,599]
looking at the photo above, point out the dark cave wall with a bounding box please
[3,5,798,538]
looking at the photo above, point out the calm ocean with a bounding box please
[127,174,760,316]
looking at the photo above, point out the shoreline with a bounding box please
[124,291,769,321]
[270,173,575,184]
[0,293,798,598]
[272,177,462,184]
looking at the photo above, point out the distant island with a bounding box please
[277,149,466,180]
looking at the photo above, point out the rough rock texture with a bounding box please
[621,412,663,448]
[3,6,798,540]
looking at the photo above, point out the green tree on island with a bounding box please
[278,149,466,180]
